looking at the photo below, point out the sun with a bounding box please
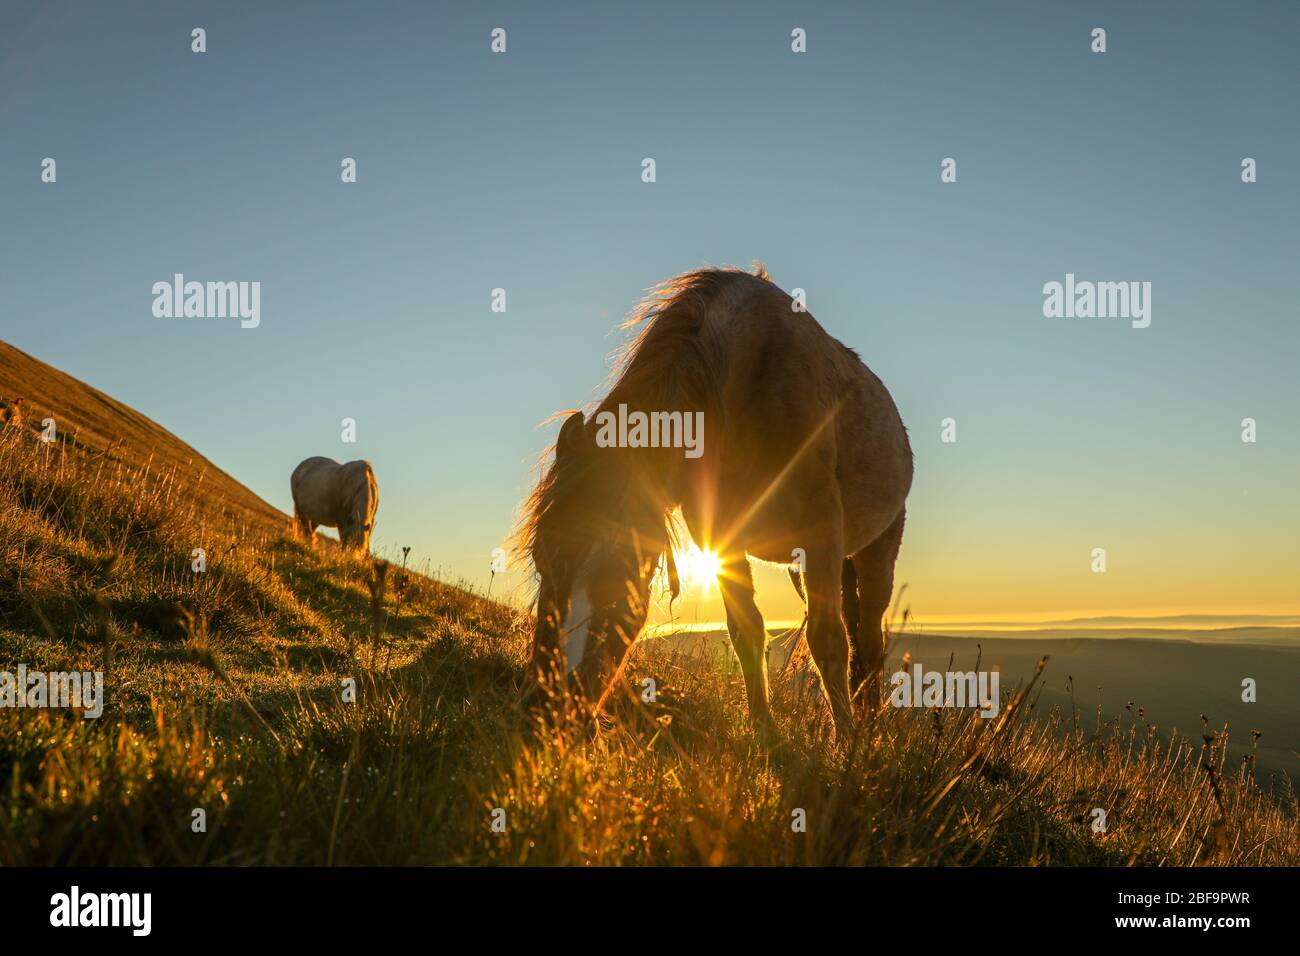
[675,544,723,589]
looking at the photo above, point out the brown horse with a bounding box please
[515,265,912,741]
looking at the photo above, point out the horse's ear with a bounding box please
[556,411,585,462]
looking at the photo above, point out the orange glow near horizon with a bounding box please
[642,550,1300,635]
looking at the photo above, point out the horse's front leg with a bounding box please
[718,557,779,746]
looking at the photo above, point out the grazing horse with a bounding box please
[516,265,912,741]
[290,457,379,553]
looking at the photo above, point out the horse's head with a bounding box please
[338,513,373,552]
[338,464,377,552]
[528,411,666,697]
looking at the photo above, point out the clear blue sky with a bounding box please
[2,1,1297,624]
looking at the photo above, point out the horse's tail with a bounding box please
[841,557,860,637]
[786,558,858,612]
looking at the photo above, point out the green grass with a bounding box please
[1,423,1297,866]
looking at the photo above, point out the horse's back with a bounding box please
[291,456,344,514]
[703,273,912,551]
[291,455,339,488]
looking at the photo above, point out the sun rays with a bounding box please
[673,544,723,591]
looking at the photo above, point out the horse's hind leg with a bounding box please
[293,509,316,546]
[718,558,778,746]
[804,538,856,738]
[849,509,905,715]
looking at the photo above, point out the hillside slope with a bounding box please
[0,339,512,717]
[0,339,283,532]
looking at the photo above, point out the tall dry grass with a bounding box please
[1,424,1296,865]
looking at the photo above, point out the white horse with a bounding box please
[290,457,379,553]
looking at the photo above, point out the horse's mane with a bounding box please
[606,262,767,406]
[512,263,771,565]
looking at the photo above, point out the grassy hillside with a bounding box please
[1,340,282,531]
[0,350,1297,865]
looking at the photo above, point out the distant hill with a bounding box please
[0,339,283,532]
[641,627,1300,782]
